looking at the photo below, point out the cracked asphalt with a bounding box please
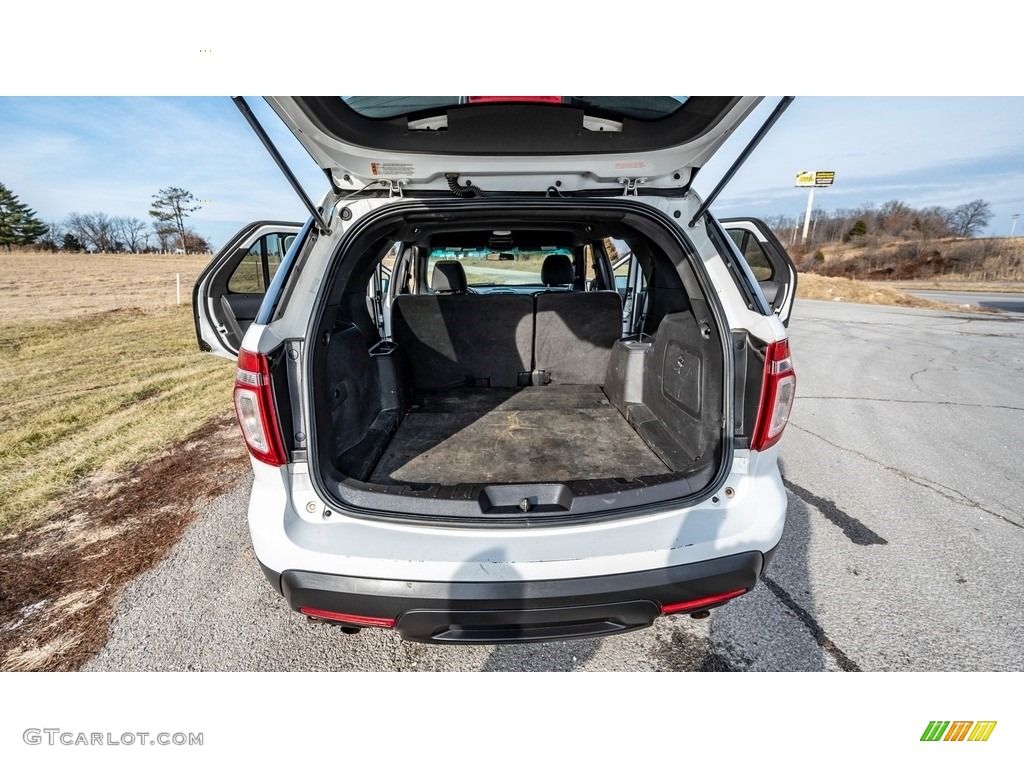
[87,299,1024,671]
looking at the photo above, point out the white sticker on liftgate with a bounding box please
[370,162,415,176]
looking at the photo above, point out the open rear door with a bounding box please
[193,221,302,359]
[720,217,798,326]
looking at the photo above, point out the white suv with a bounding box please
[194,96,797,643]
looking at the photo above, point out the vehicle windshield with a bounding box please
[427,248,574,287]
[342,97,689,122]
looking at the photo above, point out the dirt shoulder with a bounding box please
[0,414,250,671]
[796,273,963,310]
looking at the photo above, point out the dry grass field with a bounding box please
[0,250,253,670]
[0,251,210,323]
[0,252,235,535]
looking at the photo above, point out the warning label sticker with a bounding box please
[370,162,415,177]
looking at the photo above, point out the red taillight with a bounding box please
[660,588,748,615]
[750,340,796,452]
[299,607,396,628]
[466,96,562,104]
[233,349,287,467]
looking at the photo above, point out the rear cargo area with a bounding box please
[306,205,730,520]
[368,386,668,486]
[319,306,723,503]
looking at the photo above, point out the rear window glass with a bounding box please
[726,229,773,281]
[427,248,573,287]
[342,97,689,122]
[228,232,292,293]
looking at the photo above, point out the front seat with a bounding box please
[540,254,575,290]
[430,259,468,294]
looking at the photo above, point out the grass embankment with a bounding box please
[801,236,1024,283]
[883,280,1024,294]
[0,253,233,535]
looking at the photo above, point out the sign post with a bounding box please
[795,171,835,244]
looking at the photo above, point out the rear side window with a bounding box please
[229,233,294,293]
[726,229,773,281]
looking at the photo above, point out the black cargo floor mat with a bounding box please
[368,385,669,485]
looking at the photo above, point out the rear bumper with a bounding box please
[262,548,773,644]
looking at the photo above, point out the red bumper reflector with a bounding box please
[299,607,396,628]
[660,588,748,615]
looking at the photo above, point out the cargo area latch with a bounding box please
[381,178,408,198]
[617,177,648,196]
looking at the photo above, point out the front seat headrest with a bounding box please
[430,260,468,294]
[541,254,575,287]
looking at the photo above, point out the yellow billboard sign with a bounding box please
[795,171,836,187]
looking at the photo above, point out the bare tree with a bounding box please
[178,229,211,253]
[947,199,992,238]
[113,216,150,253]
[878,199,915,237]
[65,211,117,252]
[912,206,953,240]
[770,198,996,249]
[37,219,66,251]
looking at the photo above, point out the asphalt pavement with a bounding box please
[908,289,1024,313]
[87,299,1024,671]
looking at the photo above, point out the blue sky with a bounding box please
[2,97,1023,248]
[705,97,1024,234]
[0,97,323,249]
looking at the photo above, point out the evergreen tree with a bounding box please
[842,219,868,243]
[0,183,48,250]
[62,233,85,252]
[150,187,201,254]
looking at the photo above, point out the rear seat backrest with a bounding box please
[392,292,534,389]
[392,258,622,389]
[534,291,623,385]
